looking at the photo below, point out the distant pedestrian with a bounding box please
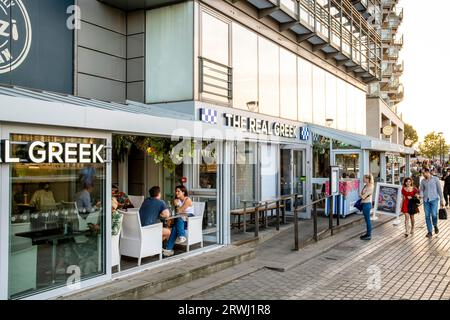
[359,174,374,241]
[420,168,445,238]
[401,177,419,237]
[442,168,450,207]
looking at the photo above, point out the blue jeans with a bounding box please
[362,203,372,237]
[165,214,194,250]
[423,199,439,234]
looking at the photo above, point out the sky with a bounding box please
[397,0,450,143]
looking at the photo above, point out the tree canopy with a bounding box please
[418,132,449,159]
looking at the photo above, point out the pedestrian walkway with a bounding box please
[190,211,450,300]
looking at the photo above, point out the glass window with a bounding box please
[325,73,337,129]
[146,2,194,103]
[258,37,280,117]
[9,134,106,299]
[201,12,229,66]
[336,154,360,179]
[313,134,330,178]
[281,0,296,14]
[233,142,257,209]
[312,65,326,126]
[198,141,217,190]
[336,79,347,131]
[232,23,258,111]
[280,48,297,120]
[298,58,313,123]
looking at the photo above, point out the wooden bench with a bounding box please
[230,201,286,233]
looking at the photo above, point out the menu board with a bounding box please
[374,183,402,217]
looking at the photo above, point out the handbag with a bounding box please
[354,199,363,211]
[439,208,448,220]
[408,197,420,214]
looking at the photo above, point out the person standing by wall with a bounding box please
[441,168,450,207]
[420,168,445,238]
[360,174,374,241]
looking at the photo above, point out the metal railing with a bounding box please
[199,57,233,102]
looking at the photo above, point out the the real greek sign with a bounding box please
[0,140,105,164]
[224,113,297,138]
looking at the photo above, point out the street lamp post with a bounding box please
[438,132,444,173]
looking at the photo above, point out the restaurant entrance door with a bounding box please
[280,147,306,208]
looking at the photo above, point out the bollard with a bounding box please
[276,200,280,231]
[254,205,259,238]
[294,202,299,251]
[336,195,340,226]
[329,196,334,235]
[313,202,318,242]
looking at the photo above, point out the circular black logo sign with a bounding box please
[0,0,32,74]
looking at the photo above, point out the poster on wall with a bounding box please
[0,0,74,93]
[373,183,402,218]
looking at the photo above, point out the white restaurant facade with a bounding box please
[0,0,413,299]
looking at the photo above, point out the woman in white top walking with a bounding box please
[163,185,195,257]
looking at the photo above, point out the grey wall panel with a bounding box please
[78,47,126,82]
[127,82,145,103]
[127,10,145,35]
[78,21,127,58]
[127,34,145,59]
[78,0,126,34]
[78,73,126,103]
[127,58,145,82]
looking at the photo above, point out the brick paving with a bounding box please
[192,211,450,300]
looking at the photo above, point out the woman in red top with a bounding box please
[401,177,419,237]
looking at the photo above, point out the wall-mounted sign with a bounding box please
[330,166,340,196]
[224,113,297,138]
[200,108,218,125]
[382,125,394,137]
[0,140,105,164]
[0,0,32,74]
[0,0,74,93]
[299,127,310,141]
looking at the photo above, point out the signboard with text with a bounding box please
[0,0,74,93]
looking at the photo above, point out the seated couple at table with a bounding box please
[139,185,194,257]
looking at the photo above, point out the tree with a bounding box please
[404,123,419,146]
[418,132,449,159]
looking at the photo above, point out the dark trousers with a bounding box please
[444,186,449,206]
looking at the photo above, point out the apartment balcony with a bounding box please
[393,34,403,48]
[393,61,404,75]
[240,0,382,82]
[384,47,399,61]
[381,29,393,43]
[351,0,381,22]
[388,76,400,92]
[389,84,404,103]
[381,62,392,77]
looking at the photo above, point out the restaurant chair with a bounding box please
[178,202,205,252]
[61,201,100,244]
[111,213,124,272]
[118,209,162,265]
[128,195,145,208]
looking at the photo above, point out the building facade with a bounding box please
[0,0,412,300]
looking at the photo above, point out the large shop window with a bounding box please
[233,142,257,209]
[8,134,106,299]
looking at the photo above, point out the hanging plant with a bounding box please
[113,135,135,162]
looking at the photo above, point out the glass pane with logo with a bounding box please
[8,134,106,299]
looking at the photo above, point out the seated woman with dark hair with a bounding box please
[162,185,194,257]
[112,184,133,209]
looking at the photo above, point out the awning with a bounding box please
[309,124,415,155]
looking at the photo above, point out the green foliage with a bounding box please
[418,132,449,159]
[404,123,419,146]
[113,135,195,173]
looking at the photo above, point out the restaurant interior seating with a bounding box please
[119,208,162,265]
[128,195,145,208]
[61,201,100,244]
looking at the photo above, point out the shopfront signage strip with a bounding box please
[0,140,105,163]
[224,113,297,138]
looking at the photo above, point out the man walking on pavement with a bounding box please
[420,168,445,238]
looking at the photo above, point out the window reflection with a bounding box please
[258,37,280,117]
[280,48,297,120]
[9,134,106,299]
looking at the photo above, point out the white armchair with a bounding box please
[119,209,162,265]
[61,201,100,244]
[111,213,124,272]
[179,202,205,252]
[128,195,145,208]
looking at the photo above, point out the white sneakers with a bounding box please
[175,236,187,244]
[162,249,174,257]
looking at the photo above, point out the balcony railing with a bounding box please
[393,61,404,74]
[199,57,233,103]
[393,34,403,47]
